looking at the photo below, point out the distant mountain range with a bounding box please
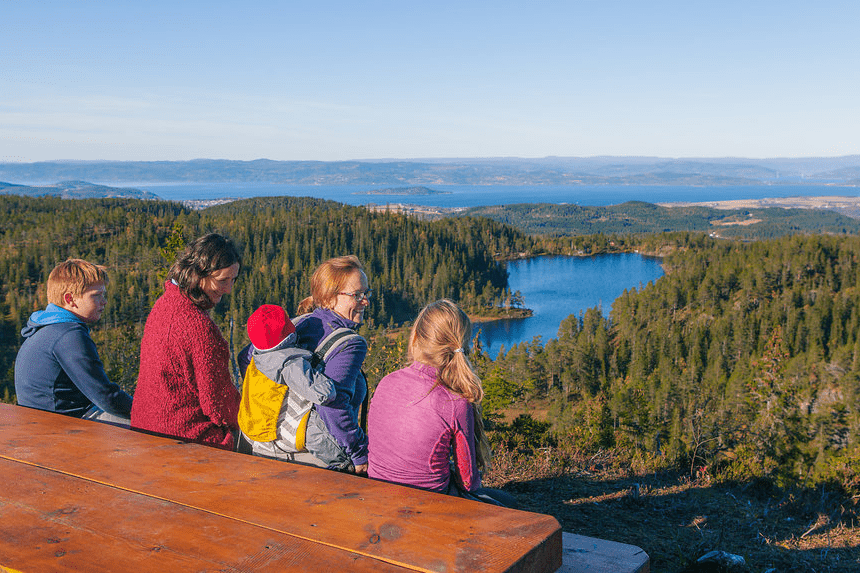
[0,180,159,200]
[1,156,859,187]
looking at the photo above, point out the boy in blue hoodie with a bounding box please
[14,259,132,423]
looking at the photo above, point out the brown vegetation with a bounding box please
[484,440,860,572]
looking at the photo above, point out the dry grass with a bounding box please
[484,446,860,572]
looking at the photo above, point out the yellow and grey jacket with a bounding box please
[238,332,336,451]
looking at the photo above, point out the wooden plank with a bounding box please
[0,405,562,573]
[0,459,403,572]
[557,533,649,573]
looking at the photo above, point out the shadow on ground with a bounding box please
[502,470,860,572]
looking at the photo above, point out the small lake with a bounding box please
[477,254,664,357]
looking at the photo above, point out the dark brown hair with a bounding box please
[167,233,241,309]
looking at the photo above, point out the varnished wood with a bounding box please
[0,404,562,572]
[0,459,402,572]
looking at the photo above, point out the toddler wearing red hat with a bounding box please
[246,304,297,351]
[238,304,340,464]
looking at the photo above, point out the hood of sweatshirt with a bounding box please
[21,303,85,338]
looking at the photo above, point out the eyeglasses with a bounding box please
[338,288,373,302]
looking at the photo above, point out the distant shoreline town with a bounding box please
[4,179,860,221]
[352,186,452,196]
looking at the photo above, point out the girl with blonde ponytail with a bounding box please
[368,300,515,507]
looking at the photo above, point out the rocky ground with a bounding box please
[484,448,860,572]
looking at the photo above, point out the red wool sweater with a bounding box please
[131,281,240,450]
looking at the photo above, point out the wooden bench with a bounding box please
[0,404,647,572]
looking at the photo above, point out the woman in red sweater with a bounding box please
[131,233,242,450]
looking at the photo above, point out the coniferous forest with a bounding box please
[482,233,860,489]
[0,195,525,395]
[2,194,859,497]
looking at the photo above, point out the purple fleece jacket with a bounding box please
[294,307,368,466]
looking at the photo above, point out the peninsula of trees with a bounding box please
[458,201,860,239]
[0,180,157,200]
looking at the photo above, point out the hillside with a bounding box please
[0,180,159,200]
[476,233,860,571]
[0,194,528,402]
[483,445,859,572]
[458,201,860,239]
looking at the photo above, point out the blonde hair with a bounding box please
[47,259,108,306]
[409,299,482,402]
[409,299,491,470]
[297,255,365,314]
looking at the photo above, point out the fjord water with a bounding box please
[477,254,664,358]
[138,182,856,207]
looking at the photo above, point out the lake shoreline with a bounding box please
[478,253,664,356]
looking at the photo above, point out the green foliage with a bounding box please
[483,233,860,489]
[157,222,185,285]
[5,194,860,492]
[459,201,860,239]
[489,414,555,452]
[812,447,860,496]
[0,195,517,400]
[548,396,616,451]
[481,366,521,418]
[363,328,409,391]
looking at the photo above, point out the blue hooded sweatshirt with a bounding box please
[14,304,132,418]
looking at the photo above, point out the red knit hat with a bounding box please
[247,304,296,350]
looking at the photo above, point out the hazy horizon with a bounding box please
[3,153,860,165]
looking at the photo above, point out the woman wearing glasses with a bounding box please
[291,255,371,473]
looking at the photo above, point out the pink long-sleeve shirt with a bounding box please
[368,362,481,492]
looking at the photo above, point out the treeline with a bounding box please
[0,195,530,399]
[459,201,860,239]
[479,234,860,488]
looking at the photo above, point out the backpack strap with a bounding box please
[314,327,361,364]
[309,324,369,434]
[293,313,369,433]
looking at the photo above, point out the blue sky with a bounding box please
[2,0,858,162]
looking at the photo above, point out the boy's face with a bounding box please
[63,282,107,324]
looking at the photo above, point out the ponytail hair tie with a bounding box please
[454,348,465,353]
